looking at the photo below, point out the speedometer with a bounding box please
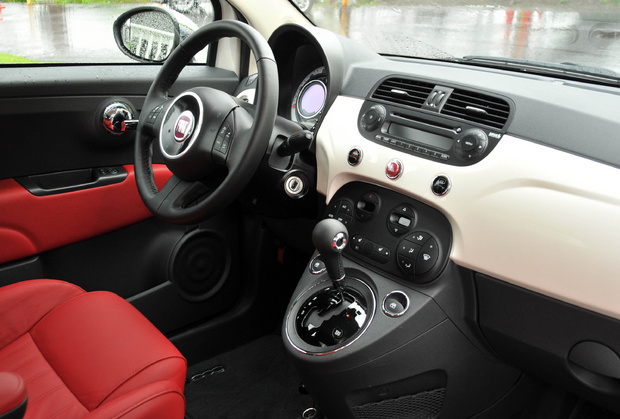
[292,66,327,130]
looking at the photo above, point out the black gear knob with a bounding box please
[312,219,348,282]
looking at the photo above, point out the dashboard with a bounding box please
[269,22,620,417]
[270,23,620,318]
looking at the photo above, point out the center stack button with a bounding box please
[396,231,440,277]
[356,192,380,222]
[326,199,354,227]
[416,238,439,274]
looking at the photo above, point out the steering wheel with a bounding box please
[134,20,278,224]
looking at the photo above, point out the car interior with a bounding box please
[1,0,620,418]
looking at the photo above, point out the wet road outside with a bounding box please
[1,3,140,62]
[0,1,619,74]
[0,2,214,63]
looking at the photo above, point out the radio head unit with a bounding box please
[358,101,506,166]
[358,77,513,166]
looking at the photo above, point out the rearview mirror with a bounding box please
[113,7,188,63]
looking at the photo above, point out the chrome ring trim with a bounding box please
[382,290,410,318]
[332,232,347,251]
[159,91,204,160]
[284,175,304,197]
[285,277,377,356]
[296,80,327,120]
[308,256,326,275]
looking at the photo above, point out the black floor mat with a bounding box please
[184,334,313,419]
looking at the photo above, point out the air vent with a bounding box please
[442,89,510,129]
[372,78,435,109]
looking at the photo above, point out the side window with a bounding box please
[0,1,216,64]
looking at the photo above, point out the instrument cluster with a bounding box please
[290,66,327,131]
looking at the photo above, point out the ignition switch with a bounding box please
[284,174,306,198]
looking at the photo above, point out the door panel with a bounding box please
[0,165,171,265]
[0,66,239,180]
[0,64,244,335]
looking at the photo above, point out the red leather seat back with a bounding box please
[0,280,187,419]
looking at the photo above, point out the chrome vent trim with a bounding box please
[442,89,510,129]
[371,78,435,109]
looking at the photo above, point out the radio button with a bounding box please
[455,128,488,161]
[462,137,477,152]
[360,105,386,132]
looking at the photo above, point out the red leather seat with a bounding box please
[0,280,187,419]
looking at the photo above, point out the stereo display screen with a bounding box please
[388,123,453,151]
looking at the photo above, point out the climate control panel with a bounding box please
[325,182,452,284]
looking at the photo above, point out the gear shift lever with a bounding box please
[291,219,373,350]
[312,219,348,293]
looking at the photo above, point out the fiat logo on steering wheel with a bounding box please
[174,110,195,143]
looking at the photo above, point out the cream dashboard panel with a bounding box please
[317,95,620,320]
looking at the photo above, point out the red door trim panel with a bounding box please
[0,165,172,265]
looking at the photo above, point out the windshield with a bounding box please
[295,0,620,76]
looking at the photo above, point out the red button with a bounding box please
[386,159,402,180]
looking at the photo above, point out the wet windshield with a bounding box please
[296,0,620,77]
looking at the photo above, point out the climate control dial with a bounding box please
[396,232,439,276]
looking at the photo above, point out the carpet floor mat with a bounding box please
[184,334,313,419]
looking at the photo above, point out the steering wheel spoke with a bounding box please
[139,100,174,139]
[215,104,253,170]
[154,176,218,219]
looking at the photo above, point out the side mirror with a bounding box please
[113,7,196,63]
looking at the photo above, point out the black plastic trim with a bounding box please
[16,166,127,196]
[325,182,452,284]
[477,273,620,414]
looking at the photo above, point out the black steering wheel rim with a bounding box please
[135,20,278,224]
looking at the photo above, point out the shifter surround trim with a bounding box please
[285,277,376,356]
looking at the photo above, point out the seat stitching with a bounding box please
[27,383,67,405]
[0,336,30,361]
[27,332,87,411]
[47,398,85,419]
[6,354,39,372]
[21,368,53,383]
[96,355,186,409]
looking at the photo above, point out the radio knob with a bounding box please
[360,105,386,132]
[455,128,488,160]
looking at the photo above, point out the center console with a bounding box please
[283,182,522,419]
